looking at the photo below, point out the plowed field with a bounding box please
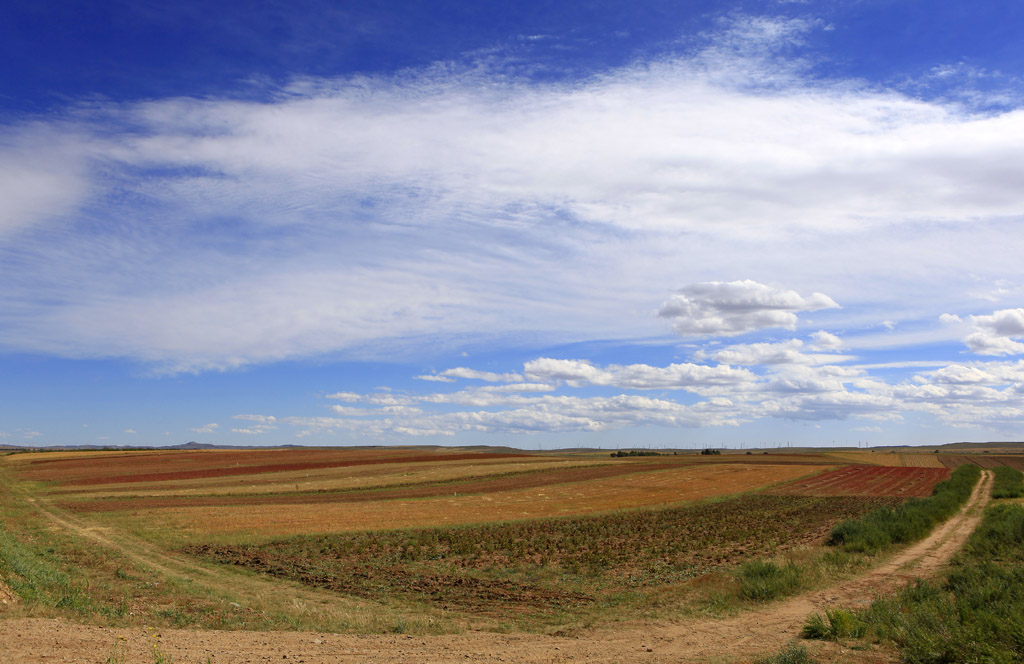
[771,464,950,497]
[824,451,947,467]
[123,462,833,538]
[939,454,1024,470]
[185,493,897,617]
[18,449,532,486]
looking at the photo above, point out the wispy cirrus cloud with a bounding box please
[1,15,1023,376]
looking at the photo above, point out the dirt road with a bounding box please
[0,470,993,664]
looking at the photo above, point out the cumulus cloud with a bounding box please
[657,281,839,337]
[523,357,755,390]
[963,309,1024,355]
[238,347,1024,439]
[191,423,219,433]
[809,330,844,350]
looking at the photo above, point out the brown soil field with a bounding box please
[823,450,947,468]
[939,453,1024,470]
[60,461,698,512]
[120,462,834,539]
[52,457,599,499]
[20,451,533,486]
[771,465,950,497]
[186,494,894,617]
[0,470,993,664]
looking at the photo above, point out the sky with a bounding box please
[3,0,1024,449]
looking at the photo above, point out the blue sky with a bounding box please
[3,0,1024,448]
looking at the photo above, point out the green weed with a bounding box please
[802,608,864,640]
[991,465,1024,499]
[737,560,804,602]
[753,643,818,664]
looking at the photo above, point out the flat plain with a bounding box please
[1,444,1020,662]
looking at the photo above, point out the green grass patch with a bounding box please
[754,643,819,664]
[826,464,980,554]
[738,560,805,602]
[991,465,1024,499]
[802,608,864,641]
[0,520,96,616]
[818,502,1024,663]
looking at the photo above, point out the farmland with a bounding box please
[771,465,951,498]
[0,443,1008,658]
[939,453,1024,471]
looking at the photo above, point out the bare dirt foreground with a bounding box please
[0,470,993,664]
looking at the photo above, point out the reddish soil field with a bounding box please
[771,465,950,497]
[18,450,533,486]
[939,454,1024,471]
[61,462,687,512]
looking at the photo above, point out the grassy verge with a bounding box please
[736,464,982,613]
[826,464,980,554]
[0,468,401,632]
[991,465,1024,499]
[805,502,1024,663]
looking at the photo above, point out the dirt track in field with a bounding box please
[0,470,993,663]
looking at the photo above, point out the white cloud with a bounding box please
[703,339,853,366]
[417,367,523,383]
[325,392,362,402]
[232,414,277,424]
[242,348,1024,438]
[123,429,137,434]
[523,357,755,390]
[657,281,839,337]
[230,414,277,435]
[522,358,607,384]
[191,423,219,433]
[1,16,1024,375]
[963,309,1024,356]
[809,330,844,350]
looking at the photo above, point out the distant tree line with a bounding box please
[610,449,662,458]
